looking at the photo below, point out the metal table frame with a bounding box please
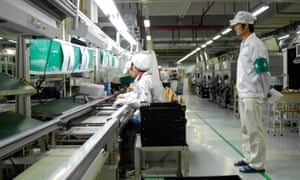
[134,134,189,178]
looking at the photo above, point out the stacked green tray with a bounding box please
[0,73,36,96]
[31,98,87,119]
[120,75,135,84]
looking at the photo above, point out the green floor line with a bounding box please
[190,110,272,180]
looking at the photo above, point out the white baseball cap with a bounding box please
[229,11,256,26]
[122,60,132,74]
[132,53,151,71]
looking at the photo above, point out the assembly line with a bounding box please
[1,0,300,180]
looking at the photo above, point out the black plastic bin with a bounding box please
[163,175,242,180]
[140,102,187,146]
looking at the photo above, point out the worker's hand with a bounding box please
[127,87,134,92]
[112,99,126,108]
[117,94,125,98]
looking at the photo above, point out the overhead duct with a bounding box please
[68,22,109,50]
[25,0,77,22]
[0,0,59,38]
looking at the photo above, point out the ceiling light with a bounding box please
[213,35,221,41]
[95,0,137,45]
[252,4,270,17]
[8,40,17,43]
[277,34,290,40]
[144,19,151,28]
[95,0,118,16]
[206,40,213,45]
[221,28,232,35]
[146,35,151,40]
[201,44,207,48]
[176,57,187,64]
[0,37,3,40]
[120,31,137,45]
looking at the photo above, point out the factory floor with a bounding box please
[122,78,300,180]
[182,79,300,180]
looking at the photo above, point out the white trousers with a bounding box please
[239,97,265,169]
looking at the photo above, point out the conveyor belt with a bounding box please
[81,115,108,125]
[63,126,104,139]
[0,111,43,140]
[48,104,135,179]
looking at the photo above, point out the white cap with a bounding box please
[132,53,151,71]
[122,60,132,74]
[229,11,256,26]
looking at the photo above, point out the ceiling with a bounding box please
[109,0,300,66]
[1,0,300,67]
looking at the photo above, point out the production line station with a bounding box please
[1,0,300,180]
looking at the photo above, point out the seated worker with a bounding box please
[117,60,137,99]
[131,51,168,106]
[114,51,168,108]
[160,68,170,88]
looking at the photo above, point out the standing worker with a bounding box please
[229,11,271,173]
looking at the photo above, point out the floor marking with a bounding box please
[190,109,272,180]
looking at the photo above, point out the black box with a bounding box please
[140,102,187,146]
[163,175,241,180]
[201,87,210,98]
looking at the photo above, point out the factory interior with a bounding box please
[1,0,300,179]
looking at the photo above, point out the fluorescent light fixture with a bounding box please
[6,48,15,55]
[176,56,188,64]
[146,35,151,40]
[297,31,300,34]
[213,35,221,40]
[206,40,213,45]
[95,0,137,45]
[277,34,290,40]
[252,5,270,17]
[8,40,17,43]
[144,19,151,28]
[176,46,201,64]
[95,0,118,17]
[201,44,207,48]
[120,31,137,45]
[221,28,232,35]
[0,37,3,40]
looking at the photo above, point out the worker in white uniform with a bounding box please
[117,60,137,99]
[114,51,168,108]
[130,51,168,107]
[230,11,271,173]
[160,68,170,88]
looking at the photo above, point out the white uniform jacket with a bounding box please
[236,33,271,98]
[127,71,168,108]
